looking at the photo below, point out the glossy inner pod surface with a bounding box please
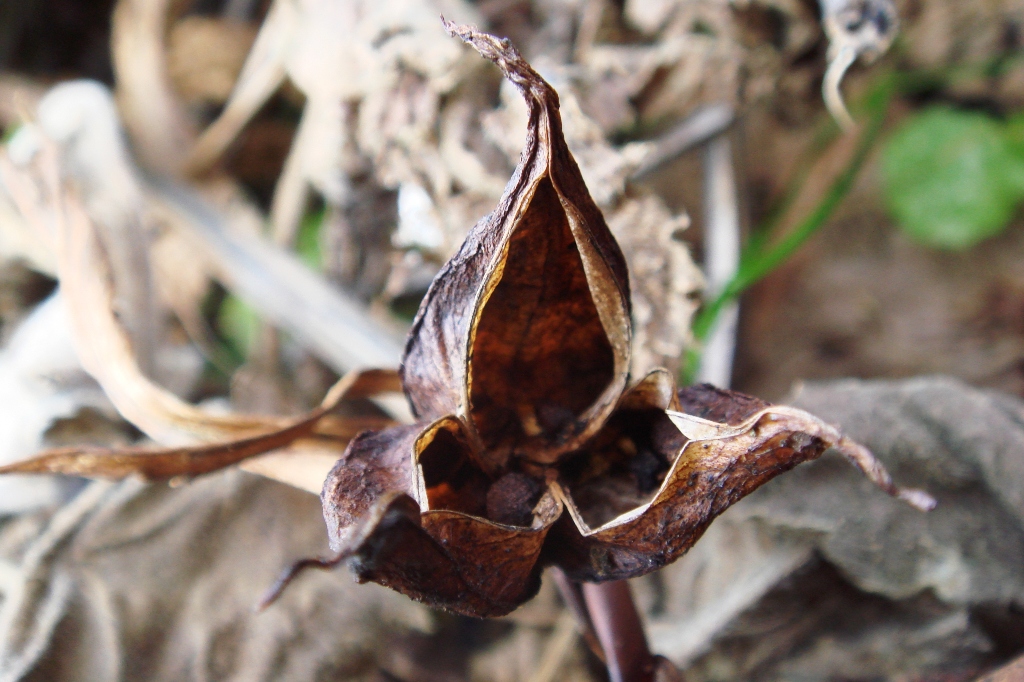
[469,176,615,463]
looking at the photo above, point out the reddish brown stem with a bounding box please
[581,580,655,682]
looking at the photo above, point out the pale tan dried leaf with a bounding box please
[192,0,479,247]
[1,138,398,441]
[54,180,269,445]
[21,82,162,374]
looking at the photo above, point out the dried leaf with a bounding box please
[111,0,196,176]
[186,0,478,245]
[0,418,324,480]
[167,17,258,106]
[184,0,294,175]
[51,164,288,445]
[0,368,400,481]
[5,75,411,422]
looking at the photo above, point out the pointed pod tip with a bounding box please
[439,17,556,106]
[829,433,936,514]
[0,459,70,476]
[440,18,516,61]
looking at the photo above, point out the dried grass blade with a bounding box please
[0,146,405,486]
[51,167,275,445]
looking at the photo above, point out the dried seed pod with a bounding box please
[0,21,934,621]
[401,20,632,472]
[300,24,932,618]
[320,417,563,616]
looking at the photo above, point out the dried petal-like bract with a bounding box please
[401,21,632,471]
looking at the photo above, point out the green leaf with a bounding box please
[2,124,21,144]
[882,106,1024,250]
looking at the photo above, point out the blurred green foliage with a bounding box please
[2,124,21,143]
[217,294,259,361]
[296,207,324,271]
[882,106,1024,249]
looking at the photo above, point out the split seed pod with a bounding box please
[298,23,934,618]
[0,21,932,620]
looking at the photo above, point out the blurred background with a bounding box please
[0,0,1024,680]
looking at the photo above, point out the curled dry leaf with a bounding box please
[0,367,399,481]
[185,0,478,246]
[111,0,196,176]
[266,23,935,618]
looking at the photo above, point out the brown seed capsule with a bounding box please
[401,21,632,473]
[0,20,933,621]
[302,23,933,617]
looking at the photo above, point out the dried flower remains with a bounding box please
[263,22,934,617]
[0,22,934,620]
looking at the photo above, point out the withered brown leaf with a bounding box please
[0,368,399,480]
[281,22,934,618]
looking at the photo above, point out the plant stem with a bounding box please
[582,581,655,682]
